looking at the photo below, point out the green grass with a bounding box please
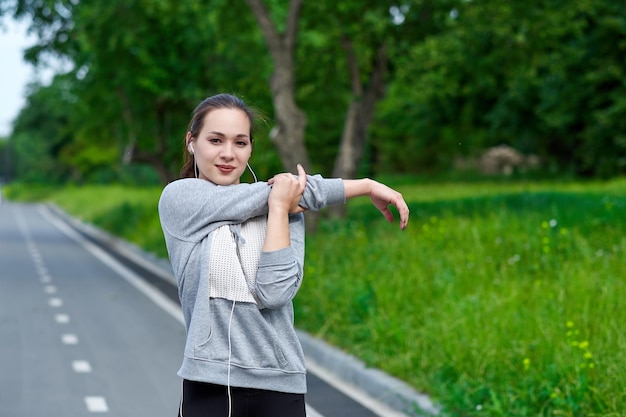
[6,178,626,416]
[299,178,626,416]
[5,183,168,258]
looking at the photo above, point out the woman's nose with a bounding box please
[220,143,234,159]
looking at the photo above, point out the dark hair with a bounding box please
[180,94,257,178]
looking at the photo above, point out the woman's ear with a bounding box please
[186,132,194,154]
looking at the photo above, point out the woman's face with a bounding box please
[189,108,252,185]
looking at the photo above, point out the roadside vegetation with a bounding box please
[5,177,625,416]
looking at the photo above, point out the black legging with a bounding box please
[178,379,306,417]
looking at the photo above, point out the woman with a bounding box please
[158,93,409,417]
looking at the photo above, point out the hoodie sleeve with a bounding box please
[254,213,306,309]
[158,179,271,242]
[158,175,346,243]
[300,175,345,211]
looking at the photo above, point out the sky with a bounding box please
[0,17,54,137]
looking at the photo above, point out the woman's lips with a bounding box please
[216,165,235,173]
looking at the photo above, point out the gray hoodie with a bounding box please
[158,175,345,393]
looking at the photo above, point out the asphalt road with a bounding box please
[0,201,396,417]
[1,202,185,416]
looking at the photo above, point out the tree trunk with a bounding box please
[244,0,311,172]
[269,61,311,172]
[245,0,320,231]
[329,39,388,218]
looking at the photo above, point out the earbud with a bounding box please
[188,142,195,154]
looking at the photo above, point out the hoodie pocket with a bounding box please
[191,300,289,370]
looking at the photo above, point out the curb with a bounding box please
[46,203,439,417]
[298,331,439,417]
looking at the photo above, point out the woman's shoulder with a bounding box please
[159,179,272,218]
[162,177,212,192]
[158,178,208,212]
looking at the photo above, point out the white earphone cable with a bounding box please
[178,379,184,417]
[247,163,257,183]
[227,299,236,417]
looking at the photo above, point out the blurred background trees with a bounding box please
[1,0,625,185]
[378,0,626,178]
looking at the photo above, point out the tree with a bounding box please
[10,76,77,183]
[3,0,274,183]
[245,0,464,219]
[0,137,12,183]
[378,0,626,177]
[244,0,312,174]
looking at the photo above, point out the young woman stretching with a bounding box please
[158,93,409,417]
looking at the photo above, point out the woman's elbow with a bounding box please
[255,273,301,309]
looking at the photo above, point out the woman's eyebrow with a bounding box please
[208,131,249,138]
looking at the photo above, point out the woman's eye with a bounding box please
[237,141,248,147]
[209,138,221,144]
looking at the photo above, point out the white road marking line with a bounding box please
[40,275,52,283]
[61,334,79,345]
[41,206,184,326]
[43,285,57,294]
[49,298,63,307]
[72,360,92,373]
[305,359,411,417]
[306,404,325,417]
[85,396,109,413]
[55,314,71,324]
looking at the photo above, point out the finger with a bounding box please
[398,203,409,230]
[379,205,395,224]
[269,173,288,185]
[296,164,307,190]
[394,199,410,230]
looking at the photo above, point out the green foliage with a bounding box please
[4,0,273,184]
[3,181,58,201]
[0,138,8,180]
[297,0,461,176]
[377,0,626,177]
[9,76,76,183]
[52,185,167,258]
[67,0,272,182]
[3,0,626,184]
[297,178,626,416]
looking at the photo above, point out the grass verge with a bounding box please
[299,178,625,416]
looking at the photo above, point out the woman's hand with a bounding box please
[263,165,307,252]
[368,180,410,230]
[343,178,410,230]
[267,164,308,214]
